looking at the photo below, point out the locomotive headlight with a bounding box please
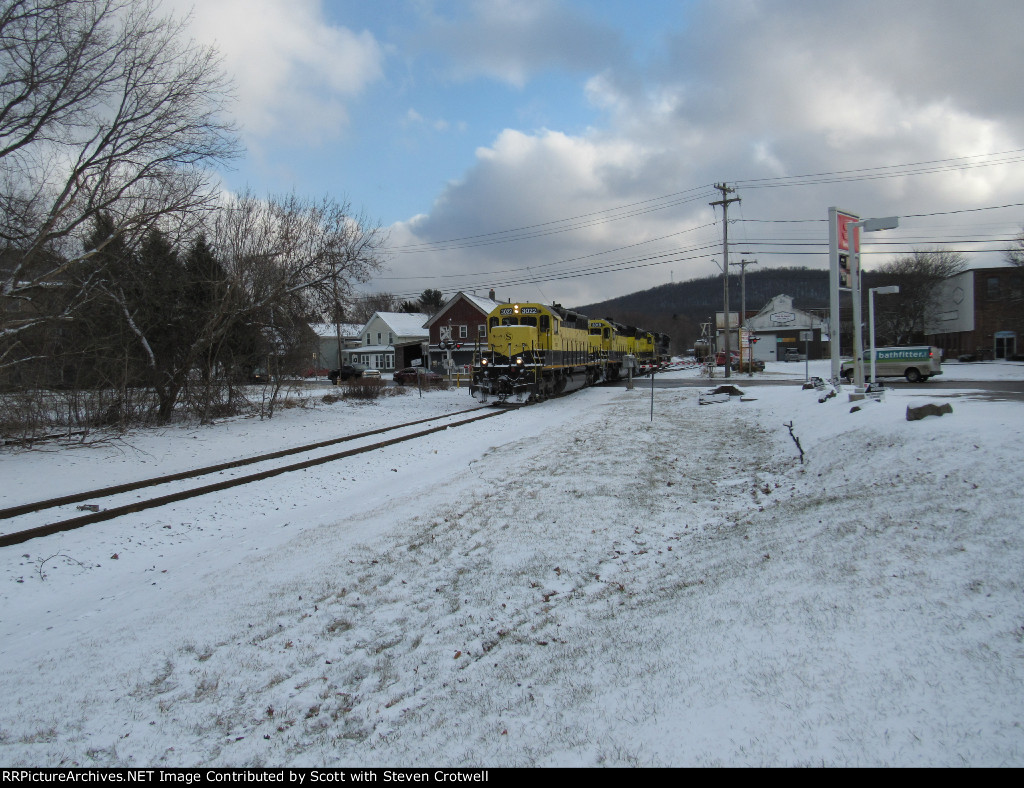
[516,356,524,365]
[481,358,488,366]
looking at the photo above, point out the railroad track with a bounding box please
[0,407,510,548]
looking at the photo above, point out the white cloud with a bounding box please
[415,0,624,87]
[170,0,384,143]
[403,108,457,134]
[381,1,1024,306]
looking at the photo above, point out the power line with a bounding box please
[734,148,1024,190]
[386,187,716,253]
[381,154,1024,261]
[364,154,1024,297]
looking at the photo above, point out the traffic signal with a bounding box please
[455,343,463,349]
[839,253,851,288]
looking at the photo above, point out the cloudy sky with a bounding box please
[172,0,1024,307]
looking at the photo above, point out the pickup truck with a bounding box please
[841,346,942,383]
[328,364,366,383]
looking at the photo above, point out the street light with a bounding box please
[849,215,899,388]
[869,285,900,385]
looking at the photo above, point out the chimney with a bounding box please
[489,288,495,301]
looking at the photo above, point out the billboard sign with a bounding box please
[828,207,859,381]
[836,211,859,289]
[836,211,860,253]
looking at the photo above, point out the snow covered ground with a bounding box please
[1,360,1023,767]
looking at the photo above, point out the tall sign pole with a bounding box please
[829,210,899,388]
[711,184,740,379]
[828,207,858,383]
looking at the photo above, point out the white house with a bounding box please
[309,322,363,372]
[347,312,429,371]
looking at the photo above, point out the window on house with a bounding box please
[388,333,393,344]
[459,325,468,338]
[478,324,486,337]
[988,277,1000,299]
[365,333,370,344]
[377,332,382,344]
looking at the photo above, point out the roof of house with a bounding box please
[423,292,503,328]
[309,322,363,339]
[461,293,503,315]
[369,312,430,337]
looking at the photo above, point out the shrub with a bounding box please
[340,379,388,400]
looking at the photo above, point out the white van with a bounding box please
[841,346,942,383]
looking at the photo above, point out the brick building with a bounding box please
[926,267,1024,360]
[423,291,502,372]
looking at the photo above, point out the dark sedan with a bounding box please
[393,367,443,385]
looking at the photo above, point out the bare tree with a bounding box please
[210,191,387,316]
[1006,226,1024,267]
[0,0,239,371]
[868,249,968,345]
[349,292,399,324]
[197,191,386,418]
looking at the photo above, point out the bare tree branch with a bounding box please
[0,0,239,304]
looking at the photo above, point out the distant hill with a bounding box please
[573,267,831,352]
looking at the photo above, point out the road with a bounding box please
[610,374,1024,401]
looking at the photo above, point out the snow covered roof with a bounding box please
[371,312,430,337]
[461,293,503,314]
[309,322,363,339]
[423,292,503,328]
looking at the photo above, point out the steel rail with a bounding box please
[0,408,509,548]
[0,407,487,521]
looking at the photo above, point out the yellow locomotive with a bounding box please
[471,303,669,404]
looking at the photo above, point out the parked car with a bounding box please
[328,364,365,383]
[250,367,270,384]
[393,367,443,385]
[783,348,805,362]
[361,368,382,379]
[715,350,740,366]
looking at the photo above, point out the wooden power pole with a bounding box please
[710,184,741,378]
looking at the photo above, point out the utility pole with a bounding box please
[730,258,758,374]
[710,184,741,378]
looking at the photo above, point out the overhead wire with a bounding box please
[367,150,1024,297]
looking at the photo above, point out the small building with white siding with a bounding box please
[309,323,363,373]
[347,312,429,371]
[742,294,829,362]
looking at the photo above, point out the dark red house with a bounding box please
[423,291,503,372]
